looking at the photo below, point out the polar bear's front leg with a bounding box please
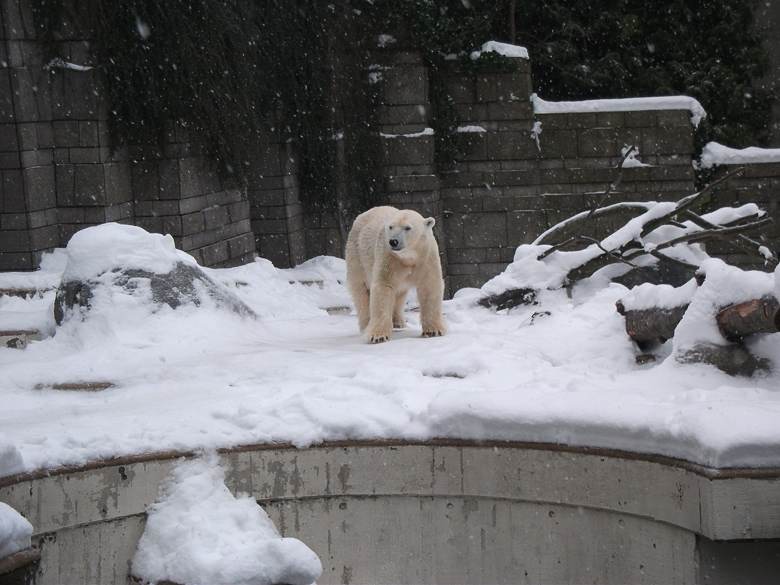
[352,285,371,332]
[417,279,446,338]
[392,290,407,329]
[366,282,395,343]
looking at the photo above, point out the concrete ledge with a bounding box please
[1,440,779,584]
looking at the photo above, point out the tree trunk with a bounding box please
[716,296,780,341]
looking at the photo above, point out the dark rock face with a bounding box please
[54,261,255,325]
[677,342,772,377]
[612,260,697,289]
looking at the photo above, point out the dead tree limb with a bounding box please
[683,210,777,266]
[536,204,650,259]
[717,296,780,341]
[634,216,774,257]
[638,167,745,238]
[535,145,640,256]
[565,215,772,284]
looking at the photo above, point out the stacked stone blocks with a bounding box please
[3,0,779,292]
[1,0,256,271]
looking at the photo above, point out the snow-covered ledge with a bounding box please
[531,93,707,127]
[699,141,780,168]
[1,441,778,584]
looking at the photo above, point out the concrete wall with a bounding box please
[1,442,779,585]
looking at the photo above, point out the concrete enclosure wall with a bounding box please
[1,442,779,585]
[2,0,779,292]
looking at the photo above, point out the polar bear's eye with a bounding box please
[405,226,412,231]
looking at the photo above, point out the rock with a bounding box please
[55,261,256,325]
[676,342,772,377]
[612,260,696,289]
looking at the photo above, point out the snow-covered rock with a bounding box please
[54,223,256,325]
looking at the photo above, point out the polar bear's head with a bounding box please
[385,209,435,260]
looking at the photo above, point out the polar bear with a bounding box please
[345,206,446,343]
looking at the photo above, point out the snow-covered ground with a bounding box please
[1,222,779,480]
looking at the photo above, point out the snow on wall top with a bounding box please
[699,142,780,168]
[470,40,529,60]
[531,93,707,128]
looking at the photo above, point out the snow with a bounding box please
[470,41,529,60]
[380,127,434,138]
[673,259,778,352]
[699,141,780,168]
[531,93,707,128]
[1,221,780,485]
[622,145,650,168]
[62,223,193,281]
[131,454,322,585]
[0,502,32,559]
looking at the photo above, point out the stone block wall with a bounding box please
[0,0,256,271]
[245,123,307,269]
[3,0,779,291]
[436,57,700,291]
[378,50,446,276]
[703,162,780,268]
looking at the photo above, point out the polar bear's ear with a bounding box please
[425,217,435,229]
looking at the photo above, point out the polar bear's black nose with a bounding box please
[389,239,399,248]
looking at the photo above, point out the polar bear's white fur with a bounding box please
[345,206,446,343]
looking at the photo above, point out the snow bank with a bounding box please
[0,434,24,478]
[532,93,707,127]
[0,502,32,559]
[131,454,322,585]
[699,142,780,168]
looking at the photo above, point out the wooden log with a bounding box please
[716,296,780,341]
[615,300,688,345]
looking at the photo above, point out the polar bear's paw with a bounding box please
[421,328,445,338]
[368,333,391,344]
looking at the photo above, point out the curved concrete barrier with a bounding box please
[1,440,779,584]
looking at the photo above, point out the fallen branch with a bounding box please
[683,210,777,266]
[536,203,650,258]
[638,167,745,238]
